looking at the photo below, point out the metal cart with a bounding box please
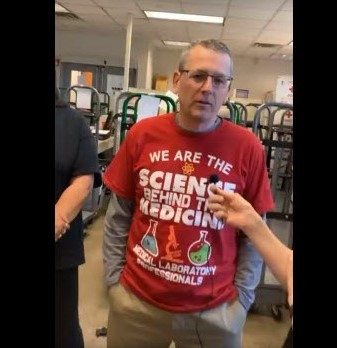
[251,102,293,321]
[110,92,177,154]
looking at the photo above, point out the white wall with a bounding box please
[152,49,182,91]
[231,56,292,99]
[56,30,135,68]
[56,30,156,89]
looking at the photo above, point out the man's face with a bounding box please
[173,45,232,123]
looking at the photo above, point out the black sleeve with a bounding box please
[73,116,102,187]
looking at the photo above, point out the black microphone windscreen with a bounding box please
[208,174,219,184]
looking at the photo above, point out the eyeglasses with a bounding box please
[180,69,233,88]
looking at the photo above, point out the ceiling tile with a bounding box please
[264,21,292,32]
[272,10,293,23]
[93,0,139,9]
[182,4,227,16]
[245,46,278,58]
[256,30,292,45]
[228,7,275,20]
[105,7,146,25]
[137,0,182,12]
[64,5,105,15]
[225,17,267,30]
[182,0,230,5]
[281,0,293,11]
[187,23,223,41]
[59,0,93,5]
[230,0,284,10]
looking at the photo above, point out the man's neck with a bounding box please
[175,112,221,133]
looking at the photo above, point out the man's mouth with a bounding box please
[195,100,212,106]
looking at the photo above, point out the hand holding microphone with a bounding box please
[208,185,262,232]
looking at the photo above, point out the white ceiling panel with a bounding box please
[187,23,223,41]
[264,21,292,32]
[131,19,190,42]
[272,10,293,23]
[105,7,146,25]
[256,31,292,45]
[137,0,182,12]
[278,45,293,54]
[93,0,139,9]
[225,17,268,30]
[222,26,261,37]
[58,0,93,5]
[79,14,121,26]
[182,4,227,17]
[245,46,277,58]
[225,40,254,55]
[56,18,89,30]
[228,7,275,21]
[132,18,156,31]
[281,0,293,11]
[182,0,230,5]
[149,20,189,38]
[230,0,284,10]
[222,30,260,41]
[225,39,254,49]
[64,5,106,15]
[270,52,292,60]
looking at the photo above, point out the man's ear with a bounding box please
[172,71,181,94]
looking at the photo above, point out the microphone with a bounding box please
[208,174,219,184]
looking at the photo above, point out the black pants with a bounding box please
[55,267,84,348]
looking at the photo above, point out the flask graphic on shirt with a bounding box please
[141,219,159,257]
[188,231,211,266]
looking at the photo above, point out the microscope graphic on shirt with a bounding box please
[161,225,183,264]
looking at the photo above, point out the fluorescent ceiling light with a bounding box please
[163,41,190,47]
[55,3,69,13]
[144,11,224,24]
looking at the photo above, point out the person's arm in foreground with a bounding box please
[55,174,94,241]
[208,185,293,306]
[102,192,135,287]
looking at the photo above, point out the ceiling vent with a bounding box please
[253,42,283,48]
[56,12,81,20]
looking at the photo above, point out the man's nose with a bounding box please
[200,75,213,91]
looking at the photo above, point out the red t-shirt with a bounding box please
[104,113,274,313]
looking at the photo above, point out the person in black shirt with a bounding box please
[55,86,101,348]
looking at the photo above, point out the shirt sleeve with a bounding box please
[103,192,135,287]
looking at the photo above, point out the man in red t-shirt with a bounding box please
[103,39,274,348]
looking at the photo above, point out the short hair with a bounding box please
[178,39,233,77]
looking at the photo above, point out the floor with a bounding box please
[79,211,291,348]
